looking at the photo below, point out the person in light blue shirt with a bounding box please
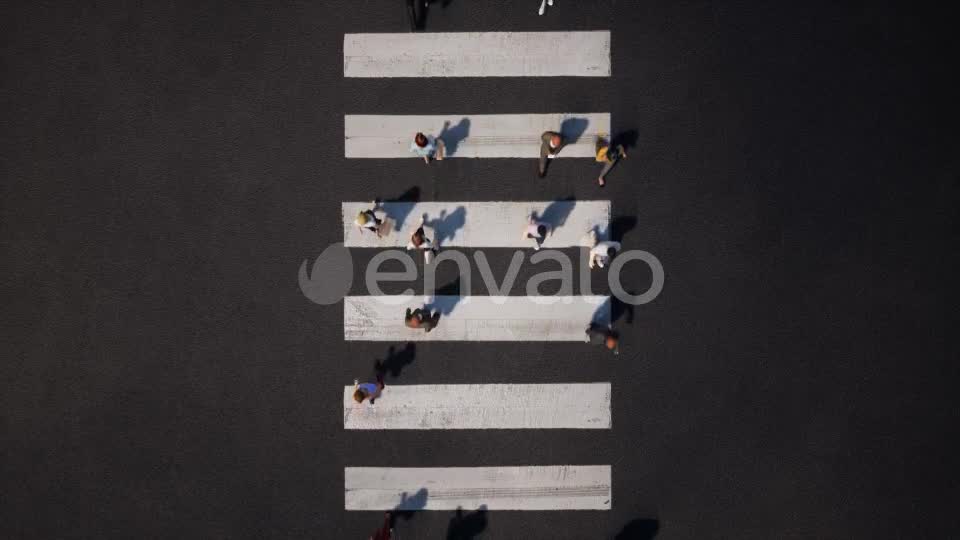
[410,132,445,164]
[353,376,385,404]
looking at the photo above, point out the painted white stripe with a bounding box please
[343,201,610,248]
[345,466,611,510]
[344,296,610,342]
[345,113,610,158]
[344,31,611,78]
[344,383,610,430]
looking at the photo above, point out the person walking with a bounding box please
[585,323,619,354]
[370,512,393,540]
[588,229,622,269]
[353,375,385,404]
[521,216,552,250]
[595,135,626,187]
[538,0,554,16]
[406,214,437,263]
[410,132,445,164]
[405,307,439,333]
[355,208,384,237]
[538,131,565,178]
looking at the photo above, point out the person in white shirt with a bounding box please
[355,208,383,238]
[521,217,552,250]
[588,229,621,269]
[406,215,436,263]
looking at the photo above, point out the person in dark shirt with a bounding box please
[585,323,619,354]
[405,307,439,333]
[538,131,566,177]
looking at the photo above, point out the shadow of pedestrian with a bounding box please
[377,186,421,232]
[425,277,463,317]
[614,518,659,539]
[532,196,577,233]
[612,129,639,150]
[438,118,471,156]
[611,296,635,325]
[375,343,416,378]
[590,297,613,327]
[560,116,590,144]
[390,488,429,527]
[445,505,488,540]
[425,206,467,247]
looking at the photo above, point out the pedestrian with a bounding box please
[585,323,619,354]
[406,214,437,263]
[521,216,552,250]
[538,131,565,178]
[537,0,554,16]
[370,512,393,540]
[588,229,622,269]
[353,375,385,404]
[410,132,445,164]
[405,307,439,333]
[355,208,384,238]
[595,135,627,187]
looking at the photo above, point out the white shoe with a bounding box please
[548,0,553,5]
[538,0,546,15]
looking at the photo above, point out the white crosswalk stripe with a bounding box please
[338,21,620,522]
[345,113,610,158]
[344,31,611,78]
[345,466,612,510]
[343,200,610,248]
[344,383,611,430]
[344,295,610,342]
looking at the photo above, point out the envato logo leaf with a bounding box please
[298,243,353,305]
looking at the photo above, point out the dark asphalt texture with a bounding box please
[2,1,958,538]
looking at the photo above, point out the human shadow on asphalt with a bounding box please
[425,206,467,247]
[531,196,577,234]
[390,488,429,526]
[374,343,416,378]
[425,277,464,318]
[377,186,421,232]
[614,518,659,539]
[445,505,488,540]
[560,116,590,144]
[612,129,640,150]
[438,118,471,156]
[594,215,638,243]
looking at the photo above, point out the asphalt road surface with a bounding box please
[2,1,958,538]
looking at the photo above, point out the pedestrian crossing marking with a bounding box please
[345,466,612,510]
[343,200,610,248]
[344,31,611,78]
[344,296,611,342]
[344,383,611,430]
[345,113,610,158]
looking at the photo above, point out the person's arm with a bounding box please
[617,145,626,158]
[589,251,597,268]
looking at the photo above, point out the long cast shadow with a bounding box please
[595,215,638,243]
[532,197,577,233]
[374,343,416,378]
[425,277,464,317]
[425,206,467,247]
[560,116,590,144]
[614,518,659,539]
[438,118,471,156]
[612,129,640,150]
[445,505,488,540]
[378,186,421,232]
[390,488,429,527]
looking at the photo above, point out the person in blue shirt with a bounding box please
[353,375,385,404]
[410,132,445,164]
